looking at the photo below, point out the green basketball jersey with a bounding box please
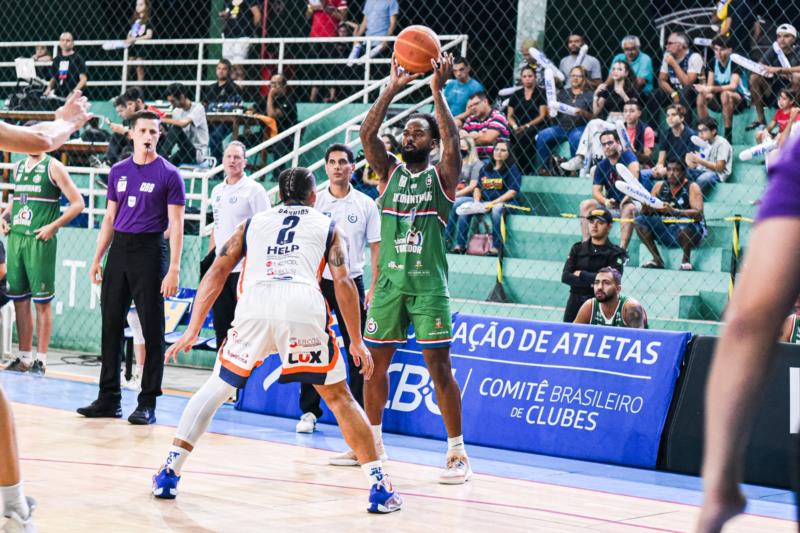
[11,155,61,237]
[790,315,800,344]
[377,163,453,296]
[591,295,630,327]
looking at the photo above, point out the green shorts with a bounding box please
[364,276,452,349]
[7,232,57,302]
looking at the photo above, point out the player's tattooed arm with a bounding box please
[328,228,350,269]
[431,52,462,196]
[329,227,366,347]
[623,301,647,329]
[184,222,246,336]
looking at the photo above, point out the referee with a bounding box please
[201,141,270,349]
[78,110,185,425]
[561,206,627,323]
[296,143,380,435]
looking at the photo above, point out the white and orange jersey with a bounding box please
[238,204,335,295]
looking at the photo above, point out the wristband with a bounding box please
[670,91,679,98]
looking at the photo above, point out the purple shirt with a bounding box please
[108,156,185,233]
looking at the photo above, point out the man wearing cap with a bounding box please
[561,206,627,323]
[748,23,800,130]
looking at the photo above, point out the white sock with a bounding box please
[18,351,32,364]
[371,424,382,443]
[164,445,190,475]
[35,352,46,365]
[447,435,466,453]
[1,482,30,519]
[361,460,386,487]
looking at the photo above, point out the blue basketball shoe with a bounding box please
[152,466,180,499]
[367,475,402,514]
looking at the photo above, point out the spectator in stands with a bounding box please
[307,0,348,103]
[219,0,262,64]
[573,267,647,328]
[778,294,800,343]
[561,206,627,323]
[453,140,520,256]
[350,0,399,61]
[99,87,164,170]
[535,66,594,174]
[506,65,548,174]
[607,35,654,98]
[755,88,800,147]
[685,117,732,196]
[655,32,703,121]
[263,74,297,180]
[461,92,510,161]
[161,83,209,165]
[748,23,800,130]
[31,45,51,64]
[444,57,486,123]
[356,133,400,198]
[125,0,154,82]
[694,36,748,144]
[45,32,87,98]
[202,58,244,163]
[635,159,706,270]
[560,61,637,175]
[579,130,649,251]
[652,104,696,179]
[622,98,655,166]
[447,136,482,245]
[203,141,270,350]
[558,33,602,88]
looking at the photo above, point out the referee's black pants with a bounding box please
[299,276,366,419]
[200,249,239,350]
[98,232,167,409]
[563,293,591,323]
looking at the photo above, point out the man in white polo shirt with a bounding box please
[296,143,381,436]
[203,141,270,349]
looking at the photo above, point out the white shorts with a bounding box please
[216,283,346,388]
[222,38,250,64]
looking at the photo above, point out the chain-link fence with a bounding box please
[0,0,797,347]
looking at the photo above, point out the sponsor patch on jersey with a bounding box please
[366,318,378,334]
[128,196,137,208]
[229,196,238,204]
[32,174,41,184]
[117,177,127,192]
[140,182,155,193]
[347,214,358,223]
[13,206,33,226]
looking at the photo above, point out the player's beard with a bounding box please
[403,146,430,164]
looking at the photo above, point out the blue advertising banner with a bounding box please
[236,313,691,468]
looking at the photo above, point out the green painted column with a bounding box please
[515,0,549,74]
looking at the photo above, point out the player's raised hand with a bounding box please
[55,90,92,132]
[349,339,374,380]
[430,52,454,93]
[165,330,198,364]
[389,55,422,89]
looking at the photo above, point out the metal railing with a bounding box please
[0,35,469,102]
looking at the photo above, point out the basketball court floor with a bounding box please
[1,369,795,532]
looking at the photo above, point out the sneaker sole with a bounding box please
[367,502,402,514]
[295,426,315,434]
[329,452,388,467]
[153,488,178,499]
[438,468,473,485]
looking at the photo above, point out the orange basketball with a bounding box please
[394,25,442,74]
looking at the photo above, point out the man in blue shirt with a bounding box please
[579,130,650,251]
[653,104,696,179]
[608,35,654,96]
[352,0,399,58]
[444,57,486,122]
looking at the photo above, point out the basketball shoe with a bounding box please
[367,475,402,514]
[329,446,389,466]
[439,452,472,484]
[1,496,36,533]
[152,466,180,499]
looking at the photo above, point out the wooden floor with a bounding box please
[6,403,793,533]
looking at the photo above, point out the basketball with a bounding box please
[394,25,442,74]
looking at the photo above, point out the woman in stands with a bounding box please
[697,132,800,532]
[126,0,154,82]
[561,61,638,175]
[446,136,483,247]
[535,65,594,175]
[452,139,521,256]
[506,65,548,174]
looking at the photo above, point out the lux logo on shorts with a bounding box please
[288,350,323,364]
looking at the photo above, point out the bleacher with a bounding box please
[444,106,773,336]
